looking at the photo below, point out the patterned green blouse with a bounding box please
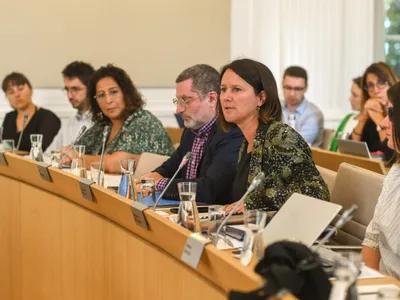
[77,109,174,156]
[240,120,330,211]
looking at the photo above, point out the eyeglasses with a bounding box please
[388,107,393,121]
[364,79,387,92]
[62,87,84,95]
[95,88,120,101]
[283,85,305,93]
[172,96,199,108]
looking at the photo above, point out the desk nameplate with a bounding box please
[181,233,211,269]
[37,162,52,182]
[131,202,149,230]
[0,152,7,166]
[79,178,95,202]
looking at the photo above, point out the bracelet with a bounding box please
[352,130,362,136]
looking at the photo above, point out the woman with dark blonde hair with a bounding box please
[362,81,400,279]
[351,62,398,161]
[219,58,329,213]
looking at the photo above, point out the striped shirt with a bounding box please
[363,164,400,279]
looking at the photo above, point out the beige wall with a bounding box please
[0,0,230,88]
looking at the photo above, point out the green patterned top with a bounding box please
[77,109,174,156]
[240,120,330,211]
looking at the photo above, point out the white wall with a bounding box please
[230,0,377,129]
[0,0,381,130]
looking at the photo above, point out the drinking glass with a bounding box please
[71,145,87,178]
[90,161,105,187]
[2,139,15,153]
[50,150,61,167]
[331,251,363,300]
[118,159,136,198]
[208,205,228,248]
[177,182,201,233]
[29,134,44,162]
[240,210,268,266]
[140,177,156,203]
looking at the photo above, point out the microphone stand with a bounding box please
[16,113,28,152]
[97,126,110,184]
[214,172,265,244]
[58,125,88,168]
[152,151,192,211]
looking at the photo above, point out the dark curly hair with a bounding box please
[88,64,145,124]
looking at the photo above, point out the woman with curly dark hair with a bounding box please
[63,64,174,173]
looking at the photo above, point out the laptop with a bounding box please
[337,139,371,158]
[262,193,342,247]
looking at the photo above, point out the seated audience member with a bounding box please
[1,72,61,152]
[63,64,174,173]
[282,66,324,147]
[351,62,398,162]
[46,61,95,154]
[329,77,363,151]
[362,81,400,279]
[219,59,329,213]
[139,64,243,205]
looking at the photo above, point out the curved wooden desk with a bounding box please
[0,153,262,300]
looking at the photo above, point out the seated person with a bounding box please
[351,62,397,162]
[362,81,400,280]
[62,64,174,173]
[281,66,324,147]
[329,76,362,152]
[1,72,61,152]
[218,59,330,213]
[46,61,95,154]
[139,64,243,205]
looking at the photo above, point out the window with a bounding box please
[385,0,400,75]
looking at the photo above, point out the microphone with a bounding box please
[97,126,110,184]
[58,125,88,168]
[215,172,266,241]
[16,113,29,151]
[313,204,358,251]
[152,151,192,211]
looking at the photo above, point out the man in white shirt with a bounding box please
[46,61,95,154]
[282,66,324,147]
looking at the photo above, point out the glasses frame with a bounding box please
[172,95,200,108]
[94,88,121,101]
[62,86,84,96]
[364,79,388,92]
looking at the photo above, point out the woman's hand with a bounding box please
[225,200,245,214]
[364,98,383,113]
[60,145,76,166]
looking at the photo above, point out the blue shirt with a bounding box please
[282,98,324,147]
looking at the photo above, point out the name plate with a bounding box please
[181,233,211,269]
[131,202,149,230]
[37,162,52,182]
[79,178,95,202]
[0,152,8,166]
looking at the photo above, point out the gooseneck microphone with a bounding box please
[215,172,266,241]
[152,151,192,211]
[58,125,88,168]
[314,204,358,251]
[97,126,110,184]
[16,113,29,151]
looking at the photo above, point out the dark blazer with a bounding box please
[154,123,243,205]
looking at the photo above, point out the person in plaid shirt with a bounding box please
[140,64,243,204]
